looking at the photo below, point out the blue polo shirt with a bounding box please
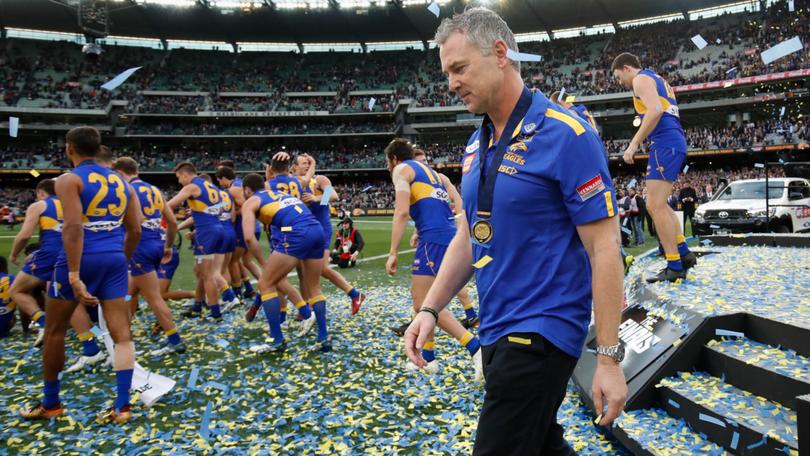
[461,89,617,358]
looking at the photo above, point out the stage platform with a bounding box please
[573,235,810,455]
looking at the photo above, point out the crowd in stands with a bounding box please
[124,120,396,136]
[1,0,807,111]
[604,116,810,155]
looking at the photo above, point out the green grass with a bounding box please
[0,218,673,454]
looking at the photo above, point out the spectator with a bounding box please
[679,181,698,234]
[331,218,364,268]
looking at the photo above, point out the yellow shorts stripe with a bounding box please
[507,336,532,345]
[261,292,279,301]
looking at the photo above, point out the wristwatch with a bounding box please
[596,343,625,363]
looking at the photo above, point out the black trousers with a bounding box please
[473,333,578,456]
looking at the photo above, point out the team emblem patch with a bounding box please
[465,140,480,154]
[462,154,475,174]
[577,175,606,201]
[523,122,536,134]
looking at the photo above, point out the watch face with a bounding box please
[616,343,626,362]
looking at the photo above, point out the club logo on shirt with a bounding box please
[508,142,528,153]
[462,154,475,174]
[577,174,606,201]
[523,122,537,135]
[465,140,480,154]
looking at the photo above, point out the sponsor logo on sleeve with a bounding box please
[577,175,606,201]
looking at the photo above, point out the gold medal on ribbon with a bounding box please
[472,220,493,244]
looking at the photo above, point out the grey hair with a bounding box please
[434,7,520,72]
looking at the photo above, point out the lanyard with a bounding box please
[476,87,533,216]
[471,87,533,245]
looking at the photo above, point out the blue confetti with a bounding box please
[667,398,680,409]
[715,329,744,338]
[730,431,739,449]
[698,413,726,427]
[199,401,213,442]
[187,367,200,389]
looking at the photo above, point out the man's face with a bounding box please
[36,190,48,201]
[386,155,396,173]
[295,157,310,176]
[440,31,502,114]
[414,154,427,164]
[176,171,191,186]
[342,222,350,230]
[613,67,634,89]
[243,187,254,199]
[217,177,231,189]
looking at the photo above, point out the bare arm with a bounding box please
[405,214,475,366]
[439,173,463,215]
[242,197,265,266]
[122,182,142,261]
[160,190,178,251]
[228,185,245,208]
[177,216,195,231]
[56,174,84,277]
[167,184,199,211]
[421,215,474,311]
[630,75,664,148]
[386,164,414,276]
[316,175,339,202]
[10,201,45,264]
[576,215,627,426]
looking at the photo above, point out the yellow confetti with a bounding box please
[565,95,576,103]
[29,169,40,177]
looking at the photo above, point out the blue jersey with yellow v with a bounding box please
[38,196,63,251]
[255,189,319,230]
[268,175,303,199]
[188,176,223,227]
[404,159,456,246]
[130,178,165,243]
[72,160,131,254]
[461,89,617,359]
[302,178,331,226]
[633,69,686,148]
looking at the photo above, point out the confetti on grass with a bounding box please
[0,282,621,453]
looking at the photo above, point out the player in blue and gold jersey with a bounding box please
[241,173,331,353]
[550,91,598,130]
[168,162,236,321]
[216,186,240,311]
[293,154,366,316]
[262,157,317,333]
[612,52,696,282]
[0,257,17,338]
[385,138,482,379]
[9,179,61,345]
[21,126,142,424]
[112,157,185,357]
[215,165,260,303]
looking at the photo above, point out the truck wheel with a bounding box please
[773,224,790,233]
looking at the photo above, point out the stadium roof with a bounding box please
[0,0,757,45]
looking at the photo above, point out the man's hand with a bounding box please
[404,311,437,368]
[591,358,627,426]
[385,253,398,276]
[622,143,638,164]
[160,247,173,264]
[301,193,317,204]
[273,151,291,162]
[350,251,359,262]
[71,280,100,307]
[9,253,19,266]
[185,231,195,240]
[409,232,419,248]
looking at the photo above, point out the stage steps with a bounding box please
[613,333,806,455]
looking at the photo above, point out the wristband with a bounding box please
[418,307,439,323]
[68,271,81,285]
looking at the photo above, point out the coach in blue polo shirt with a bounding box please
[404,8,628,455]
